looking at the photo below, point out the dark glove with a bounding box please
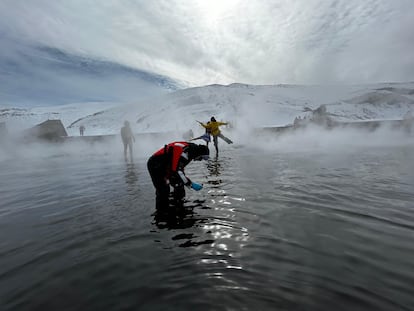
[191,182,203,191]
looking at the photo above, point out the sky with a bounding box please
[0,0,414,86]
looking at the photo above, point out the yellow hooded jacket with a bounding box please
[199,121,228,136]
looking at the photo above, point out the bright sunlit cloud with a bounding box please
[0,0,413,86]
[194,0,240,24]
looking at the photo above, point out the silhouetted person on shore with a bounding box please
[147,142,209,209]
[121,121,135,161]
[198,117,232,154]
[79,125,85,136]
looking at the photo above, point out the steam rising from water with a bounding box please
[225,121,412,154]
[1,124,412,167]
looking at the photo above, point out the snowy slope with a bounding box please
[1,82,414,136]
[68,82,414,135]
[0,102,120,135]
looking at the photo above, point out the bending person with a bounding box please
[147,142,209,209]
[198,117,232,154]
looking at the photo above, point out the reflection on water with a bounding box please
[124,162,138,185]
[206,156,224,188]
[0,145,413,310]
[152,200,204,230]
[207,155,222,176]
[153,206,215,248]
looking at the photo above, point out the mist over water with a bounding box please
[0,128,413,310]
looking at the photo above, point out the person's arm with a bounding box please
[177,170,191,186]
[218,121,228,126]
[197,121,208,129]
[175,156,191,186]
[171,146,203,190]
[177,157,204,190]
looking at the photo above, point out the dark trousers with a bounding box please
[147,156,185,209]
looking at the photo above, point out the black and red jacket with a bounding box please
[151,141,192,186]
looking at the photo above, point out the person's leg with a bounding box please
[204,134,211,147]
[213,135,219,154]
[147,157,170,209]
[123,143,128,160]
[218,133,233,144]
[191,135,203,141]
[156,185,170,209]
[172,185,186,207]
[128,141,133,160]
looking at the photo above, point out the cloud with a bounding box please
[0,0,413,86]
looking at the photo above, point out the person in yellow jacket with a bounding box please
[197,116,233,154]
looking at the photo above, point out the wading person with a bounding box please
[147,141,209,209]
[121,120,135,161]
[191,121,211,146]
[198,117,232,154]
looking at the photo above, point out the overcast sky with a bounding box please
[1,0,413,86]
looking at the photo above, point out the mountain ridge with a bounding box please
[2,82,413,136]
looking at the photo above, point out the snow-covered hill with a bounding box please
[1,82,414,137]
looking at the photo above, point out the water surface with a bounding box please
[0,142,413,310]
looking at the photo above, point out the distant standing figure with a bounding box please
[198,117,233,154]
[79,125,85,136]
[121,121,135,161]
